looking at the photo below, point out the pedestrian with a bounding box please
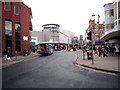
[23,48,28,56]
[3,49,8,60]
[112,46,116,55]
[111,46,116,56]
[102,47,107,57]
[104,46,109,54]
[98,47,102,57]
[73,46,76,51]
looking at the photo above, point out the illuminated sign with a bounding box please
[23,36,28,41]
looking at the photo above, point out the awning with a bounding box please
[101,29,120,41]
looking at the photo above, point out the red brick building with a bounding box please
[2,1,33,56]
[88,20,105,41]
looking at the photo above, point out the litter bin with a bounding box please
[87,51,92,60]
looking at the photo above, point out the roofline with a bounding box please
[103,2,113,7]
[42,24,60,27]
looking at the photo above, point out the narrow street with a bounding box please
[2,51,119,88]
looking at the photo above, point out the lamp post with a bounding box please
[91,14,100,42]
[91,14,100,64]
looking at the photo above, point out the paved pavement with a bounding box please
[0,52,39,69]
[74,50,120,75]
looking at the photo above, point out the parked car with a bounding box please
[37,43,53,55]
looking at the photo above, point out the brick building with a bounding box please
[2,0,33,57]
[88,20,105,41]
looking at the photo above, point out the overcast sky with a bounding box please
[23,0,113,37]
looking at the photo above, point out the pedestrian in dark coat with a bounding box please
[98,47,102,57]
[3,49,8,60]
[23,48,28,56]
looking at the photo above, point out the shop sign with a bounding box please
[23,36,28,41]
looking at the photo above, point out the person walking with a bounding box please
[112,46,116,55]
[3,49,8,60]
[98,47,102,57]
[102,47,107,57]
[23,48,28,56]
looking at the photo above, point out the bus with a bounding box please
[37,43,53,55]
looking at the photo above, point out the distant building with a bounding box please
[2,0,33,56]
[59,32,69,44]
[88,20,105,41]
[42,24,70,44]
[101,0,120,53]
[42,24,60,43]
[30,31,43,46]
[60,29,75,44]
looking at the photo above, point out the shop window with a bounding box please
[4,1,11,10]
[5,20,12,56]
[15,23,21,52]
[14,6,20,15]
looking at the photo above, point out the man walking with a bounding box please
[3,49,8,60]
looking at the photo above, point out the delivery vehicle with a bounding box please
[37,43,53,55]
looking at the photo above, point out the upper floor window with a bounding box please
[4,2,11,10]
[14,6,20,15]
[5,20,12,36]
[110,10,114,17]
[118,2,120,19]
[15,23,21,33]
[114,2,117,20]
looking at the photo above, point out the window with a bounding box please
[4,2,11,10]
[119,20,120,25]
[15,23,20,33]
[114,21,117,26]
[15,23,21,52]
[110,10,114,17]
[114,2,117,20]
[5,20,12,56]
[14,6,20,15]
[5,20,12,36]
[105,10,110,18]
[119,2,120,19]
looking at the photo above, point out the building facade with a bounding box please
[101,0,120,53]
[30,31,43,45]
[60,29,75,44]
[88,20,105,42]
[42,24,60,43]
[2,0,33,56]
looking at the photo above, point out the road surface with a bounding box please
[2,51,120,88]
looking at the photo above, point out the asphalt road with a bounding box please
[2,51,120,88]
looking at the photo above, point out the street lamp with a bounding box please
[91,14,100,41]
[91,14,100,64]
